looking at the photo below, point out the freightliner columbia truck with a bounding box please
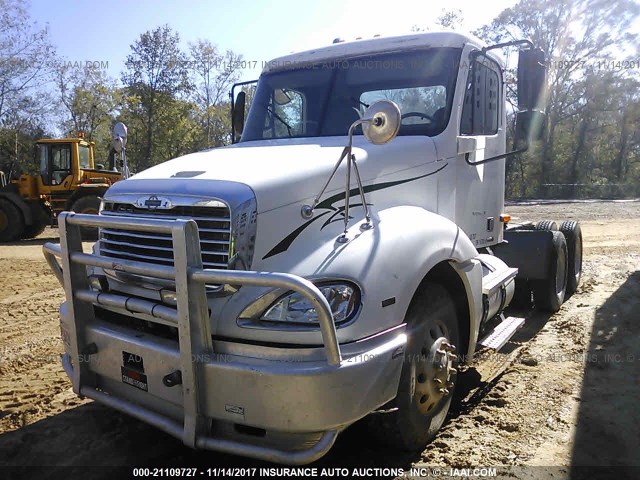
[44,31,582,464]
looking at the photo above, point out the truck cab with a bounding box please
[45,32,578,463]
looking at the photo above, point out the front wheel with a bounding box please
[0,198,25,242]
[369,282,459,451]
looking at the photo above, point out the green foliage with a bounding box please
[189,39,242,149]
[120,25,192,170]
[479,0,640,199]
[0,0,55,177]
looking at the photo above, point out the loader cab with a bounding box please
[38,141,73,188]
[37,139,95,189]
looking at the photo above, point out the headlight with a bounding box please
[260,283,360,325]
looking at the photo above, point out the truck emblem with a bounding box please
[136,195,172,210]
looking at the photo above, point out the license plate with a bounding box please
[121,366,148,391]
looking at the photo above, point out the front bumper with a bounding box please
[46,212,405,464]
[60,302,405,463]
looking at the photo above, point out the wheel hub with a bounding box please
[414,337,457,415]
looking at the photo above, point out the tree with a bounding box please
[189,39,242,148]
[412,8,465,32]
[477,0,640,197]
[121,25,191,170]
[0,0,55,177]
[55,62,120,141]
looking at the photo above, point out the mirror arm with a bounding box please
[351,154,371,227]
[302,146,351,218]
[302,116,376,220]
[481,39,534,55]
[465,143,529,166]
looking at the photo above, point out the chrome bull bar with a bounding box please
[43,211,343,463]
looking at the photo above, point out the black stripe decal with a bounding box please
[262,163,448,259]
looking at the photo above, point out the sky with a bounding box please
[29,0,519,83]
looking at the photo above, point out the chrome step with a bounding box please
[482,267,518,297]
[478,316,525,351]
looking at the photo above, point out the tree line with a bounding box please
[1,0,638,199]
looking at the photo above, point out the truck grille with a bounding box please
[100,203,231,269]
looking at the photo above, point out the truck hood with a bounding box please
[111,136,437,213]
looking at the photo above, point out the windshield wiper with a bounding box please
[265,105,293,137]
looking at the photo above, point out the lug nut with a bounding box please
[433,378,442,384]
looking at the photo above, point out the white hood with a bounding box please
[116,136,437,213]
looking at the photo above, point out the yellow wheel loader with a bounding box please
[0,125,128,242]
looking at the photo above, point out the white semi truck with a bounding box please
[44,32,582,464]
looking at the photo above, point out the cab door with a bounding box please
[455,54,506,248]
[38,143,73,189]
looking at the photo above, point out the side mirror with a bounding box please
[232,91,246,141]
[515,110,545,144]
[112,122,128,153]
[361,100,401,145]
[517,48,546,111]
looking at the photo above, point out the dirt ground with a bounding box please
[0,200,638,479]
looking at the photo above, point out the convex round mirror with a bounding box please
[112,122,128,153]
[362,100,401,145]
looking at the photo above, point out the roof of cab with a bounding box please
[262,31,491,74]
[36,138,93,145]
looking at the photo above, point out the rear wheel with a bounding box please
[368,282,459,451]
[70,195,101,240]
[560,221,582,299]
[535,220,558,231]
[0,198,24,242]
[533,231,568,312]
[21,202,51,239]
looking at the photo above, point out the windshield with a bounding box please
[241,47,461,142]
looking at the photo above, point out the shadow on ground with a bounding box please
[0,398,419,479]
[569,271,640,479]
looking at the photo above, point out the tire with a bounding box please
[560,220,582,299]
[0,198,25,242]
[535,220,558,231]
[21,202,51,239]
[70,195,101,240]
[533,231,568,312]
[368,282,459,451]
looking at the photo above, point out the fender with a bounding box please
[219,205,483,354]
[373,206,483,360]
